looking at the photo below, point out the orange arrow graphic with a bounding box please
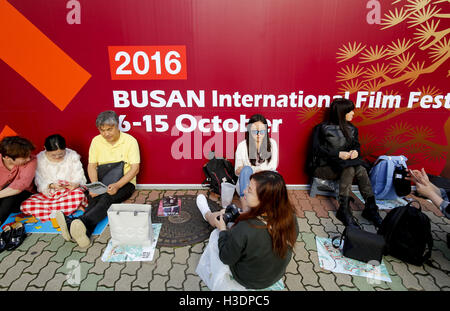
[0,125,17,140]
[0,0,91,111]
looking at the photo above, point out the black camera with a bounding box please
[217,203,240,224]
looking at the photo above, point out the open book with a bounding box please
[85,182,108,195]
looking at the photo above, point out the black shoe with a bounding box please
[0,226,12,253]
[362,196,383,228]
[336,196,359,227]
[6,222,26,251]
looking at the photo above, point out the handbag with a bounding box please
[107,203,153,247]
[332,226,385,265]
[97,161,124,186]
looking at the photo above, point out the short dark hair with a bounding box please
[0,136,35,160]
[44,134,66,151]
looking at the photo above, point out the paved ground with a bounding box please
[0,189,449,292]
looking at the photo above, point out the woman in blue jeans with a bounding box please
[234,114,278,210]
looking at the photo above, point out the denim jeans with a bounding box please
[237,166,254,197]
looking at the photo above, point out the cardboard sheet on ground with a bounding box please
[101,223,162,262]
[316,236,391,283]
[353,191,408,210]
[0,210,108,235]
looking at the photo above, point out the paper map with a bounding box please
[101,223,162,262]
[316,236,391,283]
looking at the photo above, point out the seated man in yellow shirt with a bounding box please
[56,110,140,248]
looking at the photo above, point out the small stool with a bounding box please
[309,177,339,198]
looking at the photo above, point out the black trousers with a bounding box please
[0,191,33,225]
[79,183,135,234]
[314,165,374,199]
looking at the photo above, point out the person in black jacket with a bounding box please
[309,98,382,228]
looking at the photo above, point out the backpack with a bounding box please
[202,157,238,195]
[369,155,411,200]
[377,201,433,266]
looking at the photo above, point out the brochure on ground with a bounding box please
[157,196,182,216]
[84,181,108,195]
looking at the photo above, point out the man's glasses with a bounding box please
[251,129,267,136]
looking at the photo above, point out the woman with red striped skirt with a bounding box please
[20,134,88,221]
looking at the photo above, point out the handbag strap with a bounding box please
[332,227,347,249]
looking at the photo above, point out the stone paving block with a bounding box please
[304,285,323,291]
[133,263,156,289]
[309,250,325,273]
[15,234,40,252]
[9,273,37,291]
[79,273,104,291]
[80,242,107,264]
[56,251,87,275]
[154,252,174,276]
[122,262,142,275]
[312,203,329,218]
[29,261,62,289]
[297,261,319,287]
[296,217,311,233]
[98,262,125,288]
[304,211,320,225]
[21,241,50,262]
[434,240,450,260]
[285,257,298,274]
[416,274,441,291]
[386,274,408,291]
[423,211,447,225]
[50,241,77,263]
[317,272,340,291]
[310,224,328,239]
[173,246,190,264]
[334,271,354,288]
[93,227,111,245]
[423,265,450,288]
[88,256,111,275]
[352,275,375,291]
[389,261,422,290]
[44,234,66,252]
[293,241,309,263]
[319,217,339,235]
[341,286,359,291]
[0,250,26,274]
[24,250,55,274]
[115,274,136,291]
[0,261,32,288]
[183,274,201,291]
[43,273,68,291]
[299,232,317,251]
[150,274,168,291]
[167,263,187,289]
[160,246,175,254]
[191,242,206,254]
[284,273,305,291]
[186,253,202,275]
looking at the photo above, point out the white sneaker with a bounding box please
[196,194,210,221]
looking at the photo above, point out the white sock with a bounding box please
[196,194,211,221]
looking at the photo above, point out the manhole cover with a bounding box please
[151,195,221,247]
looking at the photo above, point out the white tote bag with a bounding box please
[107,204,153,247]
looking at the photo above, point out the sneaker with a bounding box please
[70,219,91,249]
[55,211,73,242]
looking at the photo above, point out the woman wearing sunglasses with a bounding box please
[235,114,278,211]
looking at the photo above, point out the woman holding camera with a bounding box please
[196,171,298,290]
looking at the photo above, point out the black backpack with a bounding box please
[377,201,433,266]
[202,157,238,195]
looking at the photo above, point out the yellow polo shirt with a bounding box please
[88,132,140,185]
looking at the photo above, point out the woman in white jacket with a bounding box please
[21,134,87,221]
[235,114,278,210]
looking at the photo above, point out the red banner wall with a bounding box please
[0,0,449,185]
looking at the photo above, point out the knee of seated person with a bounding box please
[240,166,253,176]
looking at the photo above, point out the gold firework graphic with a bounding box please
[298,0,450,174]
